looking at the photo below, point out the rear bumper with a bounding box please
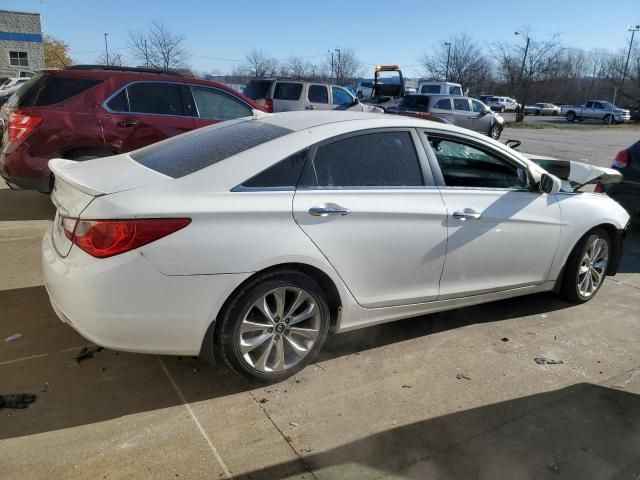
[42,226,251,356]
[1,141,52,192]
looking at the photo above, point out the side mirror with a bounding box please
[484,108,492,115]
[539,173,562,194]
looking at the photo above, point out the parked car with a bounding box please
[43,110,629,381]
[486,96,520,113]
[603,141,640,216]
[355,80,374,99]
[417,81,463,96]
[0,77,29,91]
[562,100,631,124]
[524,103,561,116]
[386,95,504,139]
[244,79,382,114]
[0,65,262,193]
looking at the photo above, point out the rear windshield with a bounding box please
[9,73,102,107]
[243,80,273,100]
[420,85,440,94]
[131,120,293,178]
[400,95,430,111]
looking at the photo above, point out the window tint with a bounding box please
[106,90,128,112]
[301,131,423,188]
[132,120,292,178]
[332,87,353,106]
[471,100,485,113]
[127,83,184,115]
[453,99,470,111]
[585,102,593,108]
[191,86,252,121]
[428,137,529,190]
[433,98,452,110]
[594,102,603,109]
[9,51,28,67]
[420,85,440,94]
[399,95,430,111]
[244,80,273,100]
[449,86,462,96]
[274,82,303,101]
[240,149,308,189]
[12,74,102,107]
[308,85,328,104]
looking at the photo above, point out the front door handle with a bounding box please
[452,209,482,221]
[116,119,139,128]
[308,204,350,217]
[305,105,316,110]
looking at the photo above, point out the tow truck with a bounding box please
[360,65,405,111]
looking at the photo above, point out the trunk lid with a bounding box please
[48,154,171,257]
[523,154,623,189]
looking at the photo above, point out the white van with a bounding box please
[417,81,463,96]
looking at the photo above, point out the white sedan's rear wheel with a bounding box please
[216,271,330,382]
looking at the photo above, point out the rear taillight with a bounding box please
[612,150,630,168]
[264,99,273,113]
[8,111,43,142]
[61,217,191,258]
[594,184,603,193]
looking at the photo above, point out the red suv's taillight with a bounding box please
[612,149,630,168]
[264,98,273,113]
[8,111,43,142]
[61,217,191,258]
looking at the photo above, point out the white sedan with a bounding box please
[43,111,630,381]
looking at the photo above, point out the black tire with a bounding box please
[559,228,610,303]
[489,124,502,140]
[603,114,616,125]
[535,110,541,116]
[215,270,330,382]
[566,111,576,122]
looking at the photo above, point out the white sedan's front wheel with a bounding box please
[216,271,330,382]
[560,228,610,303]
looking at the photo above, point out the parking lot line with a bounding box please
[158,357,232,479]
[0,352,50,365]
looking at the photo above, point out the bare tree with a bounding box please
[420,34,494,93]
[285,56,314,79]
[128,20,189,70]
[325,48,362,84]
[239,49,278,78]
[96,51,125,67]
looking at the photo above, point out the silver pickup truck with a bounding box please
[562,100,631,124]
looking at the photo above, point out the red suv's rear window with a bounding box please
[8,74,102,107]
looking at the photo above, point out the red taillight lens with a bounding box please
[62,217,191,258]
[264,98,273,113]
[594,184,603,193]
[8,111,43,142]
[612,150,629,168]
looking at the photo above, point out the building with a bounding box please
[0,9,43,78]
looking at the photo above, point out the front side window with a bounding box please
[9,51,28,67]
[471,100,485,113]
[433,98,452,110]
[428,137,529,190]
[191,86,252,121]
[453,99,470,111]
[127,83,184,115]
[300,131,423,188]
[308,85,328,104]
[332,87,353,106]
[594,102,604,109]
[274,82,303,101]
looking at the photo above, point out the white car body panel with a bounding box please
[42,111,631,356]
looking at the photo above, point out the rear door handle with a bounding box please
[452,209,482,221]
[116,119,139,128]
[305,105,316,110]
[308,204,350,217]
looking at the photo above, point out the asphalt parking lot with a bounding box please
[1,128,639,479]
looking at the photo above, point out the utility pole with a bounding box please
[327,50,334,83]
[144,39,149,68]
[334,49,341,84]
[444,42,451,81]
[515,31,530,122]
[616,25,640,105]
[103,32,110,66]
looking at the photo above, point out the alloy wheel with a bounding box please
[238,286,321,373]
[577,237,609,298]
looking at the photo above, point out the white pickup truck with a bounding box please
[562,100,631,124]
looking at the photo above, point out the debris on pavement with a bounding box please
[0,394,36,410]
[500,337,509,342]
[4,333,22,342]
[401,384,412,388]
[41,383,50,393]
[289,421,299,427]
[74,346,104,364]
[534,356,564,365]
[456,372,472,380]
[259,398,268,404]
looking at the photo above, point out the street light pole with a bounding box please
[617,25,640,105]
[103,33,110,66]
[334,49,341,84]
[328,50,334,84]
[515,31,530,122]
[444,42,451,82]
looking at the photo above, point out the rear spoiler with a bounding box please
[523,154,622,188]
[49,158,105,196]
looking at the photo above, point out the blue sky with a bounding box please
[4,0,639,76]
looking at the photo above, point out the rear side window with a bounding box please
[420,85,440,94]
[308,85,328,104]
[449,86,462,96]
[127,83,184,115]
[244,80,273,100]
[274,82,303,101]
[433,98,452,110]
[12,74,102,107]
[191,86,252,121]
[132,120,292,178]
[300,131,423,188]
[240,149,308,189]
[106,90,128,111]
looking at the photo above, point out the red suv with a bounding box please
[0,65,261,192]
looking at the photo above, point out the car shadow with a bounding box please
[0,188,55,221]
[0,284,575,441]
[231,383,640,479]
